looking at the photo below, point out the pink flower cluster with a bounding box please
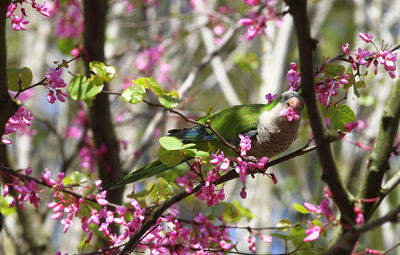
[314,70,350,106]
[6,0,50,31]
[239,0,281,40]
[53,3,84,39]
[302,187,335,242]
[2,106,35,144]
[177,135,272,203]
[2,169,41,209]
[343,33,398,79]
[280,107,300,122]
[45,68,68,103]
[286,62,301,91]
[135,45,164,74]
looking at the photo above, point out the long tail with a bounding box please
[104,160,171,190]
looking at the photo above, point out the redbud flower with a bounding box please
[280,106,300,122]
[240,186,247,199]
[342,43,350,55]
[247,235,256,254]
[243,0,260,5]
[286,62,301,91]
[358,32,373,43]
[304,222,322,242]
[265,93,278,103]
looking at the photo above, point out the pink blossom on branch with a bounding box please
[304,221,322,242]
[286,62,301,91]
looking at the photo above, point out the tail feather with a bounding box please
[104,160,171,190]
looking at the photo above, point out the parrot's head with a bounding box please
[280,91,304,115]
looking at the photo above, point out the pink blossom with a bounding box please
[304,221,322,242]
[11,15,29,31]
[96,191,109,206]
[243,0,260,5]
[238,12,267,40]
[55,4,83,39]
[354,205,364,225]
[239,134,252,157]
[135,45,164,74]
[316,79,339,106]
[265,93,278,103]
[213,24,226,36]
[342,43,350,55]
[247,235,256,254]
[280,106,300,122]
[46,68,66,88]
[358,32,373,43]
[176,175,193,193]
[240,186,247,199]
[286,62,301,91]
[260,234,272,243]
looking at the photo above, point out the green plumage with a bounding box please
[105,99,279,190]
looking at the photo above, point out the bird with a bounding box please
[105,91,304,190]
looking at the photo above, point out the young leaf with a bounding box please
[57,38,75,55]
[155,177,175,200]
[159,90,179,109]
[293,203,311,214]
[63,171,88,185]
[7,67,33,91]
[158,147,184,167]
[121,84,146,104]
[276,218,292,231]
[89,61,117,83]
[159,136,183,150]
[134,77,162,96]
[329,104,356,131]
[68,74,104,100]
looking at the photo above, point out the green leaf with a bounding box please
[63,171,88,185]
[232,200,254,220]
[293,203,311,214]
[158,146,184,167]
[134,77,162,96]
[271,233,292,241]
[155,177,174,200]
[289,225,307,247]
[89,61,117,83]
[121,84,146,104]
[7,67,33,91]
[159,136,183,150]
[329,104,356,131]
[159,90,179,109]
[57,38,75,55]
[276,218,292,231]
[325,64,345,77]
[68,74,104,100]
[0,196,16,215]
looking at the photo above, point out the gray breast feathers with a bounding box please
[248,103,301,158]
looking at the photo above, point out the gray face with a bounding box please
[279,91,304,114]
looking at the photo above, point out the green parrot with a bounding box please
[105,91,304,190]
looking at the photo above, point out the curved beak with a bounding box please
[287,97,301,110]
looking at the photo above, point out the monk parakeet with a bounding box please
[105,91,304,190]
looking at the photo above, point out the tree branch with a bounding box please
[358,77,400,219]
[287,1,357,254]
[83,0,123,206]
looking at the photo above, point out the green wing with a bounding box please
[105,100,278,189]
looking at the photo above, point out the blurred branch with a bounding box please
[83,0,123,206]
[358,77,400,219]
[0,0,18,163]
